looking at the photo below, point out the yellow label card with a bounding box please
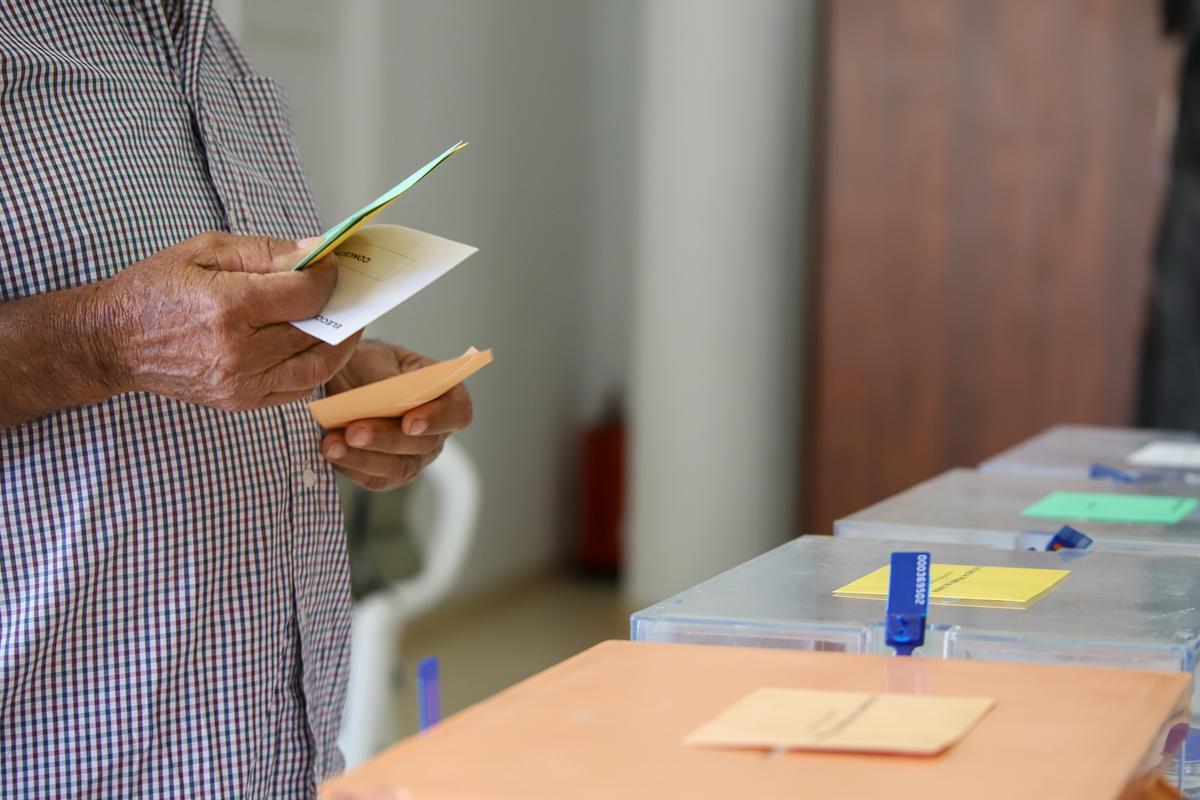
[833,563,1069,608]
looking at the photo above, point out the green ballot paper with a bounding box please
[292,140,468,271]
[1021,491,1199,525]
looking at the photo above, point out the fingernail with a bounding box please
[327,442,346,459]
[348,428,370,447]
[408,419,427,436]
[297,235,325,250]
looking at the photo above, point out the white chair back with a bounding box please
[338,438,481,767]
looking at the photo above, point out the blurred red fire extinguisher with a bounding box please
[576,404,625,577]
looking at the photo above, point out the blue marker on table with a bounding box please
[885,551,930,657]
[417,656,442,731]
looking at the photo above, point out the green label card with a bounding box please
[1021,491,1198,525]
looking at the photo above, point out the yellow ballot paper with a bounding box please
[833,563,1069,608]
[308,347,492,429]
[685,687,994,756]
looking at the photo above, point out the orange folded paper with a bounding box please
[307,347,492,429]
[322,641,1189,800]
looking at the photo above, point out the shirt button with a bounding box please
[302,468,318,488]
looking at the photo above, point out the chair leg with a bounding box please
[338,595,405,768]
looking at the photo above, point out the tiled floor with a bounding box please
[388,571,632,737]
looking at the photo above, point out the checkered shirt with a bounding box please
[0,1,350,796]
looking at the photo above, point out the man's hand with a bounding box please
[102,232,361,410]
[321,341,473,491]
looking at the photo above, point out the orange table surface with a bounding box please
[323,640,1190,800]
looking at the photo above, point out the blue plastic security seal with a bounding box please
[1090,461,1179,484]
[885,551,930,657]
[1089,463,1141,484]
[417,656,442,731]
[1046,524,1092,552]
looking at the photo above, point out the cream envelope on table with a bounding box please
[685,687,994,756]
[308,347,492,429]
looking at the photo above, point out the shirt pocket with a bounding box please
[0,41,213,298]
[197,73,321,239]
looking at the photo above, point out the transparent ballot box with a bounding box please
[834,468,1200,556]
[631,535,1199,663]
[631,535,1200,793]
[980,424,1200,483]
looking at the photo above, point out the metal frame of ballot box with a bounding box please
[835,468,1200,557]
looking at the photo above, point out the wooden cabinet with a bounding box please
[803,0,1170,531]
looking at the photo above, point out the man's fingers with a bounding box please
[240,255,340,324]
[260,388,319,407]
[329,463,396,492]
[263,333,361,393]
[248,321,329,360]
[322,433,440,483]
[190,232,318,274]
[341,418,446,455]
[400,385,473,436]
[189,229,340,326]
[284,236,326,271]
[398,350,436,373]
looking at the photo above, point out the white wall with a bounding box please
[625,0,815,605]
[577,0,639,422]
[240,0,596,597]
[235,0,815,602]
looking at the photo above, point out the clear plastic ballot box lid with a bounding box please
[980,424,1200,482]
[631,536,1200,685]
[834,468,1200,556]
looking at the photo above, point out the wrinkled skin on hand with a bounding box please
[105,232,361,410]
